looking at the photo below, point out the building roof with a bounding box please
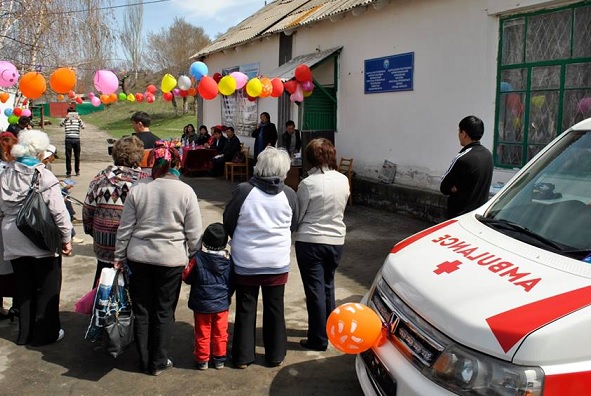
[191,0,384,58]
[268,46,342,80]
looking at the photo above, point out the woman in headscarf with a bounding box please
[114,141,202,376]
[0,130,72,345]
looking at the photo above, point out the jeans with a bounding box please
[65,138,80,175]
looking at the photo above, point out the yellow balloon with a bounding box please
[246,78,263,98]
[161,73,177,93]
[218,75,237,96]
[303,90,313,98]
[531,95,545,109]
[127,93,136,102]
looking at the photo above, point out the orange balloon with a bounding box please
[326,303,382,354]
[57,94,65,101]
[259,77,273,98]
[19,72,46,99]
[109,93,117,102]
[0,92,9,103]
[100,94,110,104]
[187,87,197,96]
[49,67,76,94]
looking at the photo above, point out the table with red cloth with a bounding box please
[181,147,217,176]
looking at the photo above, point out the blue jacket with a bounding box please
[186,250,232,313]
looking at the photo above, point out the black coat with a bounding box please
[251,122,278,158]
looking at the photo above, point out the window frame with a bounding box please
[495,1,591,168]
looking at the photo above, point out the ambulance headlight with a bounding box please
[425,345,544,395]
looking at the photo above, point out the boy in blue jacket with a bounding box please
[183,223,231,370]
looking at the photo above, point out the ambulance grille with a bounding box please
[370,278,445,368]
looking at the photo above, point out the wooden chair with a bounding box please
[225,145,250,182]
[338,157,354,205]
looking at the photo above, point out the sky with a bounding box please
[113,0,266,40]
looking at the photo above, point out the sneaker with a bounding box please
[214,361,224,370]
[152,359,173,376]
[71,237,85,244]
[195,361,208,370]
[56,329,65,342]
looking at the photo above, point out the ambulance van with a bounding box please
[356,118,591,395]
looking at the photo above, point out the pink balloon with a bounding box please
[91,96,101,107]
[302,80,314,92]
[290,83,304,103]
[0,61,19,88]
[230,72,248,90]
[172,88,180,96]
[88,92,95,98]
[21,108,32,117]
[93,70,119,94]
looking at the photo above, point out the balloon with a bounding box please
[500,82,513,92]
[0,92,9,103]
[57,94,65,101]
[179,89,188,97]
[178,75,191,90]
[135,93,144,102]
[68,90,76,99]
[294,64,312,82]
[100,94,110,104]
[146,84,157,94]
[326,303,382,354]
[7,115,18,124]
[0,61,19,88]
[3,108,12,116]
[21,108,31,117]
[162,92,173,101]
[127,93,136,102]
[531,95,545,109]
[270,78,284,97]
[212,72,222,83]
[172,88,180,97]
[88,92,95,98]
[161,74,177,93]
[19,72,46,99]
[260,78,273,98]
[118,92,127,101]
[190,61,209,81]
[75,97,83,104]
[247,94,257,102]
[230,72,248,89]
[283,79,298,95]
[91,96,101,107]
[246,78,263,97]
[109,93,118,102]
[49,68,76,94]
[146,95,154,103]
[187,87,197,96]
[93,70,119,94]
[578,97,591,114]
[198,76,218,100]
[13,108,22,117]
[218,75,237,96]
[302,80,314,92]
[303,90,313,98]
[290,83,303,103]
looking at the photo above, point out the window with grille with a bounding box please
[496,2,591,168]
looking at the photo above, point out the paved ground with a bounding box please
[0,124,434,395]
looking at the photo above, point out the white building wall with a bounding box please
[199,0,571,191]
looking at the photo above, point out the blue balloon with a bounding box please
[189,61,208,81]
[500,81,513,92]
[3,108,12,116]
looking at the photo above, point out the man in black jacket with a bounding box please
[212,126,241,176]
[440,115,493,219]
[279,120,301,157]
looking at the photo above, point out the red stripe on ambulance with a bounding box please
[391,219,456,254]
[486,285,591,352]
[544,371,591,395]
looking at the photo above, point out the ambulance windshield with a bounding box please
[483,129,591,256]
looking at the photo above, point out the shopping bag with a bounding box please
[74,287,97,315]
[85,267,119,342]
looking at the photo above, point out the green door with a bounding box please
[302,86,336,131]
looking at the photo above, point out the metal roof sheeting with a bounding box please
[269,46,342,80]
[192,0,383,58]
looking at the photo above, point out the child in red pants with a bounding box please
[183,223,231,370]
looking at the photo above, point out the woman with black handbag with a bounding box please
[0,130,72,346]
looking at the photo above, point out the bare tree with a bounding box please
[120,0,143,80]
[146,17,210,113]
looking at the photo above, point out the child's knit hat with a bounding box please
[202,222,228,251]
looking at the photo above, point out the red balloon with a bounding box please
[135,93,144,102]
[294,64,312,83]
[212,72,222,83]
[198,76,218,100]
[270,78,284,98]
[283,79,298,95]
[146,95,154,103]
[179,89,188,97]
[75,96,83,104]
[146,84,157,94]
[68,90,76,99]
[247,94,257,102]
[13,108,22,117]
[162,92,173,101]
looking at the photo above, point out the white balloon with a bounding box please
[178,75,191,90]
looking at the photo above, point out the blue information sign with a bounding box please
[364,52,414,94]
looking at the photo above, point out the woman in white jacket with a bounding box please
[0,130,72,346]
[295,138,350,352]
